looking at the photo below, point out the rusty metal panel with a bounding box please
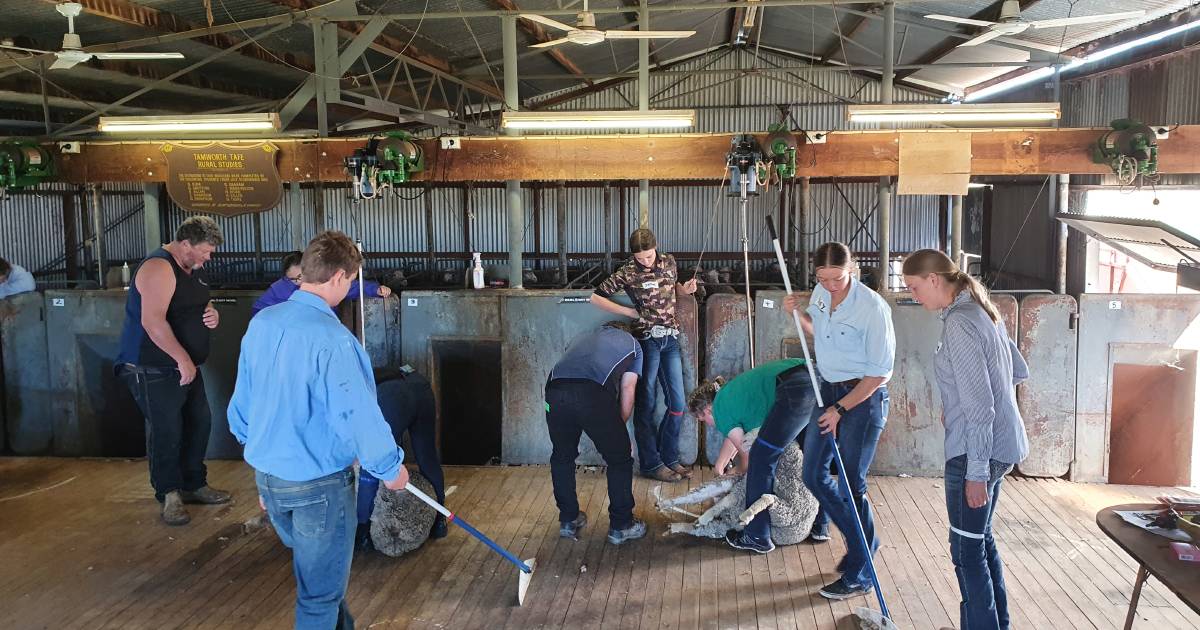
[703,293,751,465]
[1,292,51,454]
[1017,294,1078,478]
[399,291,504,375]
[1076,294,1200,482]
[501,292,699,466]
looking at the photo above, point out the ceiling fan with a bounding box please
[926,0,1144,50]
[520,0,695,48]
[0,2,184,70]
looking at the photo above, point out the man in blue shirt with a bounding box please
[0,257,36,299]
[229,231,408,630]
[251,250,390,316]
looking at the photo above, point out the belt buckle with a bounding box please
[650,325,670,338]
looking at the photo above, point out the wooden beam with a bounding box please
[895,0,1041,81]
[50,126,1200,184]
[491,0,590,83]
[39,0,314,73]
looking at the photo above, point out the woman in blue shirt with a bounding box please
[783,241,895,601]
[252,250,391,316]
[903,249,1028,630]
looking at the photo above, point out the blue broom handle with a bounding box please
[828,434,890,619]
[405,483,533,574]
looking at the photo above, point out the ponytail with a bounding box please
[902,249,1000,323]
[687,376,725,414]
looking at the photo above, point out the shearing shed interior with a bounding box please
[3,1,1200,628]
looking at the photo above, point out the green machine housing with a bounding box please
[0,141,54,198]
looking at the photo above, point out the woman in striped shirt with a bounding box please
[902,249,1029,630]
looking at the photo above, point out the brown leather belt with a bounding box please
[833,378,861,388]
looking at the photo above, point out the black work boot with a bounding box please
[179,486,232,505]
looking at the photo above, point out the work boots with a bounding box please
[179,486,232,504]
[161,491,191,526]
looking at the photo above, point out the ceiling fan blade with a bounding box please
[958,29,1008,47]
[520,13,575,32]
[925,14,996,28]
[49,54,85,70]
[0,43,55,55]
[1029,10,1145,29]
[603,30,696,40]
[994,37,1068,55]
[530,37,570,49]
[92,52,185,60]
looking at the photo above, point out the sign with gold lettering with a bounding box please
[161,142,283,216]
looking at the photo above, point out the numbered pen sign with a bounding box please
[162,142,283,216]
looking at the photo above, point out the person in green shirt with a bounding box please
[687,358,818,554]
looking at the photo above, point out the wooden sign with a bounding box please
[161,142,283,215]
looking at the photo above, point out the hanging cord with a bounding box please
[691,167,731,281]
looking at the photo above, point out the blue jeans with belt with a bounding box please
[257,468,357,630]
[945,454,1014,630]
[801,381,888,587]
[632,334,687,474]
[742,365,817,543]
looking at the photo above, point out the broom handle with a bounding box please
[766,217,890,619]
[404,483,533,574]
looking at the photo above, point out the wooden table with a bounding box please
[1097,504,1200,629]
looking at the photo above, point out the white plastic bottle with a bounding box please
[121,261,130,288]
[471,252,485,289]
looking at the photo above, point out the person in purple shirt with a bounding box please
[252,250,391,316]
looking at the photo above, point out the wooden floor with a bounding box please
[1,458,1198,630]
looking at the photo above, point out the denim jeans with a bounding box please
[120,366,211,502]
[945,454,1014,630]
[257,468,357,630]
[743,365,818,543]
[632,335,687,474]
[797,422,830,536]
[801,381,888,587]
[358,376,446,523]
[546,378,637,529]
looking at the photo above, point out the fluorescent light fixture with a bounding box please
[966,19,1200,102]
[501,109,695,130]
[98,113,281,133]
[847,103,1060,124]
[968,182,992,189]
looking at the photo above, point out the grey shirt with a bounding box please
[935,290,1030,482]
[550,327,644,392]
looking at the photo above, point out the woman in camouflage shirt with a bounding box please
[591,229,698,482]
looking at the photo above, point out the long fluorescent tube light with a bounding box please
[98,113,281,133]
[501,109,695,130]
[847,103,1060,123]
[966,19,1200,102]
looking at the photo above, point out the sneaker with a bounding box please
[430,515,448,540]
[161,491,191,526]
[725,530,775,554]
[807,531,831,543]
[179,486,232,505]
[818,577,873,600]
[560,512,588,539]
[607,519,647,545]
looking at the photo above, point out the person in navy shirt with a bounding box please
[229,231,408,630]
[251,250,391,316]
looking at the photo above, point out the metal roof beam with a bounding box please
[491,0,590,83]
[818,6,878,63]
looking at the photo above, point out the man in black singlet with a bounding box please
[116,216,231,526]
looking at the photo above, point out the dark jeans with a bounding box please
[801,381,888,587]
[546,378,636,529]
[632,335,686,474]
[358,380,445,520]
[120,365,211,502]
[258,468,356,630]
[797,422,830,536]
[743,365,818,543]
[945,454,1014,630]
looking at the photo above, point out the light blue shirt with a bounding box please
[228,289,404,483]
[806,275,895,383]
[0,264,36,299]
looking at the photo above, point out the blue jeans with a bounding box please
[945,455,1014,630]
[257,468,357,630]
[797,422,830,536]
[801,382,888,587]
[632,335,686,474]
[743,365,818,543]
